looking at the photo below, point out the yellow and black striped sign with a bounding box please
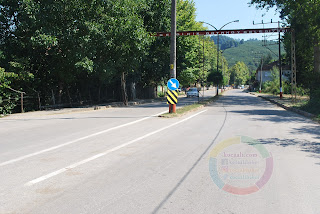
[166,90,178,104]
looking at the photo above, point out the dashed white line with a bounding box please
[25,109,208,186]
[0,110,168,167]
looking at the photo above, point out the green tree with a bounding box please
[230,62,250,85]
[178,68,197,87]
[250,0,320,102]
[0,67,20,115]
[207,71,223,86]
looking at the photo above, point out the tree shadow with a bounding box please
[229,109,308,123]
[291,125,320,140]
[257,138,320,164]
[220,94,272,108]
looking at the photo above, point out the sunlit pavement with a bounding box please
[1,89,319,214]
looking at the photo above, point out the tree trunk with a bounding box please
[310,40,320,102]
[314,41,320,74]
[98,85,101,103]
[130,82,136,100]
[51,89,56,105]
[67,87,72,106]
[58,81,63,104]
[121,71,128,106]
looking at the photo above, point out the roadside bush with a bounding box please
[261,66,280,95]
[157,92,166,98]
[0,68,19,115]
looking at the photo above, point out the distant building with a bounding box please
[256,61,291,83]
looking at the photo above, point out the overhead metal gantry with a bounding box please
[152,27,297,101]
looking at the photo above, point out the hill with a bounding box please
[211,36,284,71]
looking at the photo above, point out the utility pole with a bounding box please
[260,56,263,93]
[216,34,220,96]
[254,19,283,98]
[168,0,176,114]
[278,21,283,99]
[170,0,176,79]
[202,36,205,101]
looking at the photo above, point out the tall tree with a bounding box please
[230,61,250,86]
[250,0,320,101]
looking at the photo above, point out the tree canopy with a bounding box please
[250,0,320,102]
[0,0,243,114]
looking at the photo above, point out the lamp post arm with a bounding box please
[199,21,217,30]
[220,20,240,30]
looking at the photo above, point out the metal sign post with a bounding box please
[167,78,179,113]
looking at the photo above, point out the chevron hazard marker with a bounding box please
[167,90,178,104]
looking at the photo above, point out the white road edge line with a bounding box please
[0,110,168,167]
[25,109,208,186]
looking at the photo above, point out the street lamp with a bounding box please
[200,20,239,95]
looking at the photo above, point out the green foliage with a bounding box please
[230,62,250,85]
[207,71,223,86]
[0,67,19,115]
[262,66,280,95]
[178,68,197,87]
[0,0,222,113]
[210,36,241,50]
[157,92,166,98]
[223,39,284,71]
[250,0,320,101]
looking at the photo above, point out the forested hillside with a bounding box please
[221,38,283,71]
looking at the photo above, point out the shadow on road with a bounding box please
[291,125,320,140]
[229,109,308,123]
[220,93,271,108]
[258,138,320,164]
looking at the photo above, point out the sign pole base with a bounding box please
[169,104,172,113]
[172,104,176,113]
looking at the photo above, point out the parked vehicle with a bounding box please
[186,88,199,97]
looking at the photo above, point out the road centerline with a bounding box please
[24,109,208,186]
[0,110,168,167]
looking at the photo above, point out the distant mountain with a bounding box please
[211,36,284,71]
[210,35,244,50]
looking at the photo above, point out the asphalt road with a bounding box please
[1,89,320,214]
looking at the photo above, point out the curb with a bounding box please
[249,92,316,120]
[1,98,167,118]
[95,98,166,110]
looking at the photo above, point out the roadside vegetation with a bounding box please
[250,0,320,119]
[1,0,319,119]
[0,0,231,115]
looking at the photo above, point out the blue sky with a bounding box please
[194,0,282,40]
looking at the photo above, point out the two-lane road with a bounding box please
[1,89,319,214]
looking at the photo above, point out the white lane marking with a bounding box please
[0,110,168,167]
[25,109,208,186]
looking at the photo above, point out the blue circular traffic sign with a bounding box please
[167,78,179,91]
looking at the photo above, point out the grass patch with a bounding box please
[160,103,204,118]
[297,101,320,122]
